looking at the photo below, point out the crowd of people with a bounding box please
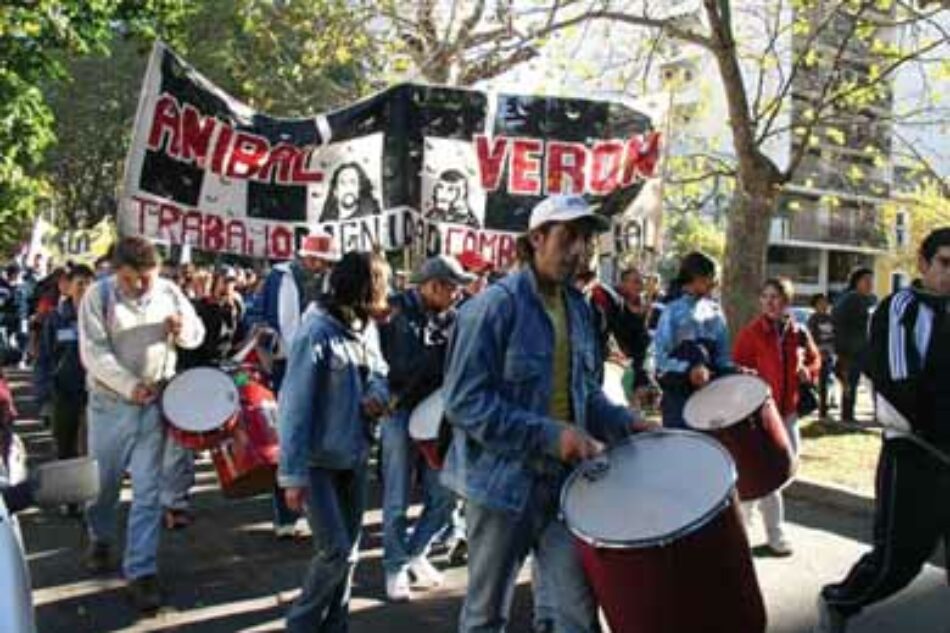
[0,195,948,633]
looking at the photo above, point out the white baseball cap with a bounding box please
[528,195,610,232]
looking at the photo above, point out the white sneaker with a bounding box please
[767,537,794,557]
[408,555,444,587]
[385,569,412,602]
[274,523,296,539]
[814,595,848,633]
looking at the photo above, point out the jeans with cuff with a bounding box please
[85,390,165,580]
[381,409,457,574]
[286,466,366,633]
[160,438,194,511]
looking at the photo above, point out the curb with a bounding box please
[786,477,874,517]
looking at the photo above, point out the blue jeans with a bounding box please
[160,439,194,511]
[460,477,598,633]
[381,410,457,573]
[85,390,165,579]
[286,466,366,633]
[660,385,690,429]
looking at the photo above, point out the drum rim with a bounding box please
[559,429,738,549]
[683,374,769,431]
[161,366,240,433]
[408,387,443,441]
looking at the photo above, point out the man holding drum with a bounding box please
[816,227,950,632]
[78,236,205,613]
[377,255,473,602]
[441,195,644,633]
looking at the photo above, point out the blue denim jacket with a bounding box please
[277,310,388,485]
[440,267,635,515]
[654,292,734,378]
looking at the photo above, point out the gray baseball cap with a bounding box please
[411,255,476,286]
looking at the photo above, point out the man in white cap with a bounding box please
[261,229,340,538]
[441,195,647,633]
[378,254,473,601]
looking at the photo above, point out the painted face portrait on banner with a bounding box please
[306,133,384,224]
[319,162,381,222]
[422,137,486,229]
[427,169,480,228]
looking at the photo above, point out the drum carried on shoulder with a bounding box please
[560,430,767,633]
[161,366,280,498]
[684,374,796,501]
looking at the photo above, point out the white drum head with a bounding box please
[162,367,239,433]
[603,362,628,406]
[409,388,443,441]
[561,431,736,548]
[683,375,770,431]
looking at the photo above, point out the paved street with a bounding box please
[8,370,948,633]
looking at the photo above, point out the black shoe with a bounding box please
[447,538,468,567]
[83,541,116,575]
[127,574,163,614]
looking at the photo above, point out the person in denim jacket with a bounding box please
[377,255,473,601]
[442,195,645,633]
[277,251,391,633]
[654,252,735,428]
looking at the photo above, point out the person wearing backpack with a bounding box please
[39,265,95,463]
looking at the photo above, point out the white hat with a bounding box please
[528,195,610,232]
[297,230,341,262]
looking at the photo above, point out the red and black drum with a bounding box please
[209,374,280,498]
[684,374,796,501]
[161,367,241,451]
[560,430,766,633]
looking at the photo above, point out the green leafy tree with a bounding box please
[505,0,950,329]
[0,0,190,255]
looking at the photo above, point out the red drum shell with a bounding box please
[167,418,237,451]
[210,380,280,498]
[561,432,766,633]
[577,497,766,633]
[684,375,797,501]
[704,396,797,500]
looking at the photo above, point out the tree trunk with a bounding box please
[721,183,778,338]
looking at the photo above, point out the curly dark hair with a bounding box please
[112,236,159,271]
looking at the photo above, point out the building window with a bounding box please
[894,209,909,249]
[767,246,821,286]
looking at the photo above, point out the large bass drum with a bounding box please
[560,430,766,633]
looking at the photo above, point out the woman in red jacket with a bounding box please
[733,277,820,556]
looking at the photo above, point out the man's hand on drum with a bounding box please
[689,364,711,388]
[558,426,605,464]
[630,417,660,433]
[130,383,158,405]
[284,487,307,512]
[164,314,183,338]
[361,396,387,419]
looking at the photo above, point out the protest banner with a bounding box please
[122,43,661,268]
[26,217,116,267]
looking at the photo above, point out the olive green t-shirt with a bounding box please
[542,289,572,422]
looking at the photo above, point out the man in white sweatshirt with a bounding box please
[79,236,205,613]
